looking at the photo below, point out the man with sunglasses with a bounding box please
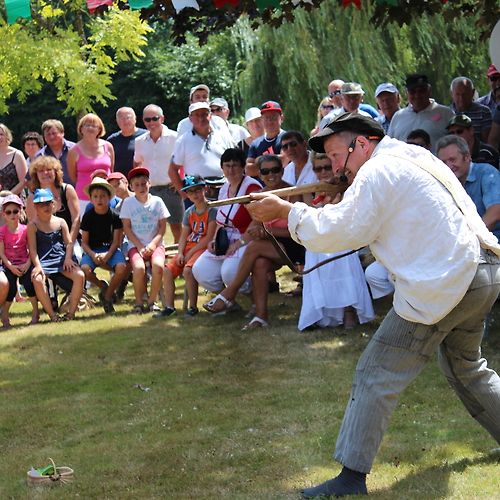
[477,64,500,114]
[134,104,184,242]
[281,131,316,187]
[247,112,500,498]
[446,114,499,169]
[209,97,250,148]
[388,74,454,152]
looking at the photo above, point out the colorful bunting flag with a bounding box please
[255,0,281,11]
[128,0,154,8]
[291,0,313,5]
[171,0,200,13]
[342,0,362,8]
[214,0,239,8]
[374,0,397,5]
[86,0,113,13]
[5,0,31,24]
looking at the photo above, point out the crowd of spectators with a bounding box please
[0,63,499,330]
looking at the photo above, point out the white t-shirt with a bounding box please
[171,128,235,178]
[134,125,177,186]
[283,158,317,186]
[288,136,487,325]
[120,194,170,249]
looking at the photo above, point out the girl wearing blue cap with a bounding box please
[28,188,85,321]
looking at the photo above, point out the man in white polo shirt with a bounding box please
[134,103,184,242]
[169,102,234,204]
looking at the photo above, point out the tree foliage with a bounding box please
[139,0,498,46]
[233,0,492,133]
[0,3,151,115]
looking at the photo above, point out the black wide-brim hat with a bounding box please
[309,112,385,153]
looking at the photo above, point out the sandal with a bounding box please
[241,316,269,331]
[61,313,75,321]
[50,314,62,323]
[203,293,234,316]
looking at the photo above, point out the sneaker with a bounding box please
[102,299,115,314]
[184,307,199,317]
[153,306,176,318]
[131,304,143,314]
[143,302,161,313]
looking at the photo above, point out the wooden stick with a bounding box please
[207,181,348,208]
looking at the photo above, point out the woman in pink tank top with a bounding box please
[67,113,115,207]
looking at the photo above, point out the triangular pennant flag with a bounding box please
[128,0,154,8]
[291,0,312,5]
[255,0,280,11]
[86,0,113,13]
[374,0,397,5]
[5,0,31,24]
[342,0,362,8]
[214,0,239,8]
[171,0,200,12]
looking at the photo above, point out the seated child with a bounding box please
[155,175,217,318]
[0,194,36,327]
[80,177,128,314]
[120,167,169,314]
[28,188,85,321]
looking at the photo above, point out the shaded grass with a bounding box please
[1,272,500,499]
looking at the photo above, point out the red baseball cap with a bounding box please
[487,64,499,77]
[107,171,127,182]
[260,101,282,113]
[127,166,149,181]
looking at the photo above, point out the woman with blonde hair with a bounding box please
[0,123,28,195]
[310,97,335,137]
[67,113,114,213]
[27,156,80,246]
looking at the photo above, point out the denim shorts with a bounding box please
[81,247,126,270]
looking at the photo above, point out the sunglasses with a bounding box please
[328,90,341,97]
[449,128,465,135]
[313,166,331,173]
[4,209,20,215]
[143,116,161,123]
[186,186,204,194]
[281,140,299,150]
[210,107,223,112]
[260,166,282,175]
[489,75,500,82]
[35,201,53,206]
[321,105,334,110]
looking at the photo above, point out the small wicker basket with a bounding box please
[27,457,74,486]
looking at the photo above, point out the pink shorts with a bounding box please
[128,246,165,267]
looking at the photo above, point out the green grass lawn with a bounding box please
[1,272,499,499]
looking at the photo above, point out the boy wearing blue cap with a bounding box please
[155,175,217,318]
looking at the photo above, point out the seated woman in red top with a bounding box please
[202,154,305,330]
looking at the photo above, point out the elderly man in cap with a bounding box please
[446,114,499,168]
[209,97,250,147]
[477,64,500,114]
[247,112,500,497]
[388,74,454,151]
[374,82,400,133]
[246,101,286,176]
[169,102,234,200]
[450,77,492,142]
[176,84,227,136]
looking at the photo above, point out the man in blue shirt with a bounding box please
[36,119,75,185]
[437,134,500,241]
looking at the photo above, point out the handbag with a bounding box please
[214,226,230,256]
[213,177,245,256]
